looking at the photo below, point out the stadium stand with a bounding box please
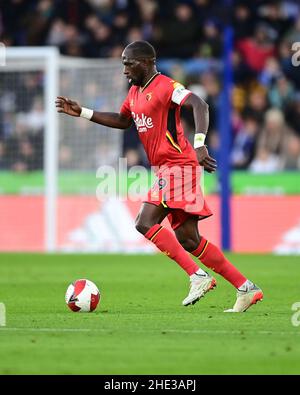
[0,0,300,171]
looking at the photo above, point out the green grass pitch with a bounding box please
[0,253,299,375]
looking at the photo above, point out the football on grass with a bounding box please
[65,279,100,312]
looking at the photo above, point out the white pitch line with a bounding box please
[0,327,299,335]
[0,327,93,333]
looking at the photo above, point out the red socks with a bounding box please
[145,224,199,275]
[191,237,246,288]
[144,225,246,288]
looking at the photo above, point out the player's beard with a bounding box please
[128,76,143,86]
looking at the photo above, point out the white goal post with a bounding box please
[5,47,59,252]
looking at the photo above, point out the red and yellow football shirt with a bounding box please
[120,74,198,168]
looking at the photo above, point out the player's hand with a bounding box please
[55,96,81,117]
[196,146,217,173]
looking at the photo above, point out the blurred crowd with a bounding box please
[1,0,300,172]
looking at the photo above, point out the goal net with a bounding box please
[0,48,58,251]
[0,47,151,252]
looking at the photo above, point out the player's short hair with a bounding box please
[124,41,156,60]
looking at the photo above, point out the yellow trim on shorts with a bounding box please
[161,199,168,208]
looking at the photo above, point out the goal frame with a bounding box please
[5,47,59,251]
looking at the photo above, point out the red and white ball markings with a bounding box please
[65,279,100,312]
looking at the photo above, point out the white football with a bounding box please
[65,279,100,312]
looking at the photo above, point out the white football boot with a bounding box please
[224,283,263,313]
[182,273,217,306]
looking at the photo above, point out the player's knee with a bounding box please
[135,218,151,235]
[181,239,199,252]
[177,235,198,252]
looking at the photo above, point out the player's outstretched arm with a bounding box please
[55,96,132,130]
[55,96,81,117]
[183,93,217,173]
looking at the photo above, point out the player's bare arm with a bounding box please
[55,96,132,129]
[183,93,217,173]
